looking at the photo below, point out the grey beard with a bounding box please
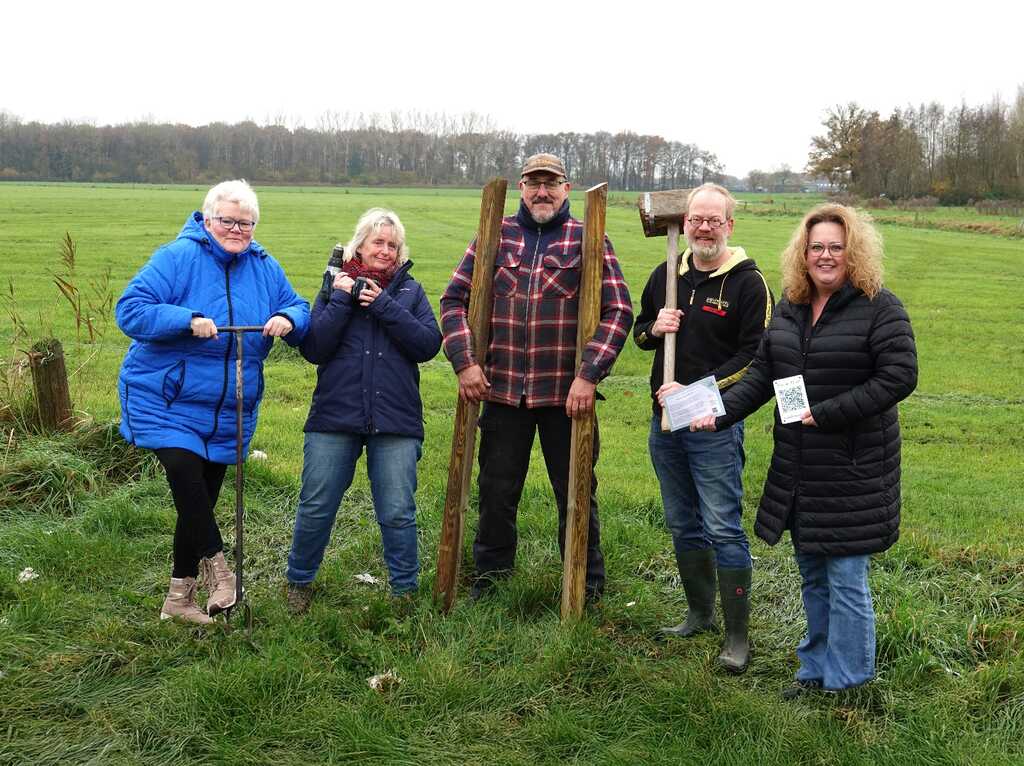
[691,242,723,263]
[531,208,556,224]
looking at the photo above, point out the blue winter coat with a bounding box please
[116,212,310,463]
[300,261,441,439]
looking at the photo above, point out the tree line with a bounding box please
[0,111,725,191]
[807,87,1024,203]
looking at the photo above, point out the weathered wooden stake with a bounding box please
[560,183,607,621]
[28,338,74,431]
[434,177,507,612]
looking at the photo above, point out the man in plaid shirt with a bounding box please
[440,153,633,602]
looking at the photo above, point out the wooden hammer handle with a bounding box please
[661,223,680,432]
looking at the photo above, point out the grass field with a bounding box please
[1,182,1022,765]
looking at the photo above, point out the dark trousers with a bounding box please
[474,402,605,593]
[154,448,226,578]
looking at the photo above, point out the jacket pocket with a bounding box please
[493,249,521,297]
[845,430,858,466]
[161,360,186,408]
[540,252,581,298]
[249,367,265,414]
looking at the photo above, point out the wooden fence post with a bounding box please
[434,177,508,612]
[560,183,607,621]
[29,338,74,431]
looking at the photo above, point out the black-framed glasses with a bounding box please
[807,242,845,257]
[523,178,565,191]
[213,216,255,232]
[687,215,728,229]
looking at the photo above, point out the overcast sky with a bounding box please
[5,0,1021,178]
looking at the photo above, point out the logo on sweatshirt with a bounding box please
[703,297,729,317]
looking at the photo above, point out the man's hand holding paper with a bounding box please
[657,375,726,432]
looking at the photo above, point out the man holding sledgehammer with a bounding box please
[634,183,772,672]
[440,153,633,603]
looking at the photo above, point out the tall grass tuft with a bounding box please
[50,232,114,344]
[0,423,155,515]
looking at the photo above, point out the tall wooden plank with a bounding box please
[560,183,606,621]
[434,177,508,612]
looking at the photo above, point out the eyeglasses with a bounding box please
[523,178,565,191]
[213,217,255,233]
[687,215,729,229]
[807,243,845,257]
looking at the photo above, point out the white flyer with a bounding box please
[773,375,810,424]
[664,375,726,432]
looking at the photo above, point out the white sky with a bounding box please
[4,0,1022,178]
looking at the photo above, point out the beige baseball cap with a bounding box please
[521,153,567,180]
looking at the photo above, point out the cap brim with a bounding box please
[521,168,566,179]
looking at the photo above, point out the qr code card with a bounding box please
[773,375,809,424]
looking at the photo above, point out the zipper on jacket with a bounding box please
[520,226,544,403]
[794,310,813,519]
[206,261,235,448]
[363,265,407,435]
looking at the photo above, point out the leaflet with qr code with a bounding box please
[664,375,726,431]
[773,375,809,424]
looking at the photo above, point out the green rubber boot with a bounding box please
[660,548,718,638]
[717,567,751,673]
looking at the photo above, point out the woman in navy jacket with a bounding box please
[117,179,310,624]
[286,208,442,613]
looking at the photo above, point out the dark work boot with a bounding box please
[660,548,718,638]
[716,567,751,674]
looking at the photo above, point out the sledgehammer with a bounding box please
[638,190,689,431]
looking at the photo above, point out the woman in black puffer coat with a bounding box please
[683,203,917,695]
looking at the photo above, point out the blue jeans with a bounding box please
[648,416,750,569]
[286,431,422,594]
[794,550,875,690]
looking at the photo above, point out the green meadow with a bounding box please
[0,182,1022,765]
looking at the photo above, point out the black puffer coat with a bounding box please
[717,283,917,556]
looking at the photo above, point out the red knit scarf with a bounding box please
[342,257,396,288]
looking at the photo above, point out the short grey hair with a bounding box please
[202,179,260,223]
[686,183,736,220]
[343,208,410,265]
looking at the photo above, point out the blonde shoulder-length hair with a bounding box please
[781,203,884,303]
[343,208,410,266]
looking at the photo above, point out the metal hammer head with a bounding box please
[637,189,690,237]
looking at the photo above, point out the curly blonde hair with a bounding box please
[781,203,884,303]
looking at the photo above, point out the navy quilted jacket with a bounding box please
[300,261,441,439]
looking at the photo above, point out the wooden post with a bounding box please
[560,183,606,621]
[28,338,74,431]
[434,177,507,612]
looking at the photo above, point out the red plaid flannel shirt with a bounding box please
[440,213,633,408]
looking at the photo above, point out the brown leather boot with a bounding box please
[160,577,213,624]
[199,551,238,615]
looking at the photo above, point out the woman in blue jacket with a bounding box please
[286,208,442,613]
[117,179,310,624]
